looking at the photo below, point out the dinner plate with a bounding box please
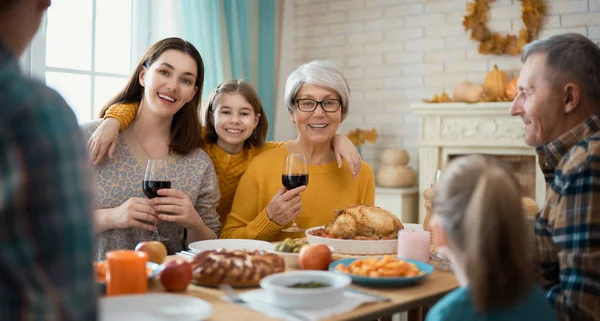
[100,293,212,321]
[329,258,434,287]
[188,239,275,253]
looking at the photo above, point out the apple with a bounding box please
[298,244,332,270]
[160,259,193,292]
[135,241,167,264]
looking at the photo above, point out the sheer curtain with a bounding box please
[180,0,277,140]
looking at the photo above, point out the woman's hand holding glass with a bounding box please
[112,197,159,232]
[149,188,205,230]
[265,185,306,226]
[87,117,121,165]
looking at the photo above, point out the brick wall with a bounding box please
[288,0,600,172]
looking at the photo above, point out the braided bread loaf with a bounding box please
[191,249,285,287]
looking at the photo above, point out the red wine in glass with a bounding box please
[281,174,309,190]
[143,181,172,199]
[143,159,170,241]
[281,153,308,233]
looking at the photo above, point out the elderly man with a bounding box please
[0,0,97,320]
[510,33,600,320]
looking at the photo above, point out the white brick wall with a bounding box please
[289,0,600,172]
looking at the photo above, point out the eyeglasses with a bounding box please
[295,99,342,113]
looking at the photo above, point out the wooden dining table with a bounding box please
[149,254,459,321]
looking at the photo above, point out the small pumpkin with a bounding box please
[521,197,539,216]
[452,81,484,103]
[505,77,519,100]
[483,64,508,101]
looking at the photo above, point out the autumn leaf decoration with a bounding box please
[463,0,545,55]
[347,128,378,148]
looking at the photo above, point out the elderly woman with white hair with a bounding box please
[221,61,375,241]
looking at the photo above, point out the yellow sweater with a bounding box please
[104,103,285,225]
[220,147,375,241]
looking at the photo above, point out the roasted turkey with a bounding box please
[325,204,404,239]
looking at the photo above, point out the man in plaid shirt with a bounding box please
[510,33,600,320]
[0,1,97,320]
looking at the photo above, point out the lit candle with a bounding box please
[397,230,430,263]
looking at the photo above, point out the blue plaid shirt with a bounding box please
[0,40,97,319]
[536,113,600,321]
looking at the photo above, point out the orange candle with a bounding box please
[106,250,148,296]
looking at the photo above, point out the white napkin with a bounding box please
[223,289,380,321]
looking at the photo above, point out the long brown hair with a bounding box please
[433,155,533,313]
[200,79,268,149]
[99,37,205,155]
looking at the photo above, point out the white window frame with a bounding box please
[21,0,151,121]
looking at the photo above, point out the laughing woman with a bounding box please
[82,38,221,260]
[221,60,375,241]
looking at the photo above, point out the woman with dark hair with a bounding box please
[82,37,221,260]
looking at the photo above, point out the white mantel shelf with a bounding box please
[410,102,545,222]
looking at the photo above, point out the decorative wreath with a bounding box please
[463,0,546,55]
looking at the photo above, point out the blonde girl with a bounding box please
[426,155,557,321]
[88,80,361,225]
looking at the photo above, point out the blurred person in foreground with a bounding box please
[426,155,557,321]
[0,0,97,320]
[510,33,600,320]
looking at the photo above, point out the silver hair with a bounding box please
[284,60,350,121]
[521,33,600,102]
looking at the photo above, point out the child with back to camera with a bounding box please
[426,154,557,321]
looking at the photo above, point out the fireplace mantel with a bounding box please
[410,102,546,223]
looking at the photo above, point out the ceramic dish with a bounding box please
[266,245,335,269]
[305,226,397,255]
[329,258,433,287]
[100,293,212,321]
[188,239,275,253]
[259,270,352,309]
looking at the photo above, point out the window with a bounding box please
[24,0,149,123]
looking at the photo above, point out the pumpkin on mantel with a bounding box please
[505,77,519,100]
[483,65,509,101]
[453,81,484,103]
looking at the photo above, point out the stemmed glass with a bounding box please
[281,153,309,233]
[142,159,171,241]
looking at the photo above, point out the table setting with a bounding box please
[97,204,458,321]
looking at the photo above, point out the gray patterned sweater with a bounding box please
[82,120,221,260]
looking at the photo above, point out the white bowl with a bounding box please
[305,226,397,255]
[267,245,335,269]
[259,271,351,309]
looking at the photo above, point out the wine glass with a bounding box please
[143,159,170,241]
[281,153,308,233]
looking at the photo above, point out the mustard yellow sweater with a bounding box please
[104,103,285,225]
[220,147,375,241]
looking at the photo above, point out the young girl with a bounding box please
[82,38,221,260]
[426,155,557,321]
[88,79,361,225]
